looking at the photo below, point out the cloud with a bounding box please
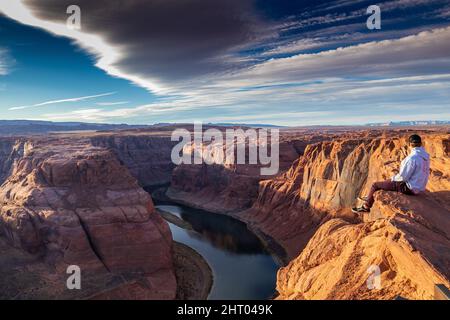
[38,74,450,125]
[378,0,448,12]
[307,0,446,15]
[0,0,269,93]
[9,92,115,110]
[277,9,365,34]
[42,108,105,122]
[221,27,450,88]
[260,22,449,59]
[436,7,450,18]
[2,0,449,94]
[0,48,12,75]
[96,101,129,106]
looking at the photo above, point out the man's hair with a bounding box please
[409,134,422,147]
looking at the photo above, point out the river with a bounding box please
[155,204,279,300]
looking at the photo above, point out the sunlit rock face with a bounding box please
[249,131,449,300]
[244,132,449,258]
[0,137,176,299]
[276,190,450,300]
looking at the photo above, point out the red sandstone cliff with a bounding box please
[0,137,176,299]
[276,190,450,300]
[164,128,449,299]
[89,133,176,187]
[243,133,449,257]
[245,131,449,300]
[167,133,325,213]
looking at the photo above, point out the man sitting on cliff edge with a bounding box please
[352,134,430,213]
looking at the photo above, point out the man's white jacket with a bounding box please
[392,146,430,194]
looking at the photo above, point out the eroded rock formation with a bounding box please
[167,133,325,213]
[90,133,176,187]
[276,190,450,300]
[0,137,27,184]
[0,137,176,299]
[162,127,449,299]
[243,133,449,257]
[258,132,449,300]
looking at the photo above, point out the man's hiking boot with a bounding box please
[352,206,370,213]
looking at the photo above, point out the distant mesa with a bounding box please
[205,122,285,128]
[2,119,448,136]
[366,120,450,127]
[0,120,285,136]
[0,120,151,135]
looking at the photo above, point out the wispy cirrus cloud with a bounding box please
[95,101,129,106]
[216,27,450,90]
[9,92,115,110]
[0,48,13,75]
[377,0,449,12]
[39,75,450,125]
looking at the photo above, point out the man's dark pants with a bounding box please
[365,180,414,208]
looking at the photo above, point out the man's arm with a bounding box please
[393,158,416,182]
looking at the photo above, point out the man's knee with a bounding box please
[371,181,382,190]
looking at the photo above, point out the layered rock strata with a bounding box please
[0,137,176,299]
[167,133,326,213]
[256,132,449,300]
[244,133,449,259]
[90,133,176,187]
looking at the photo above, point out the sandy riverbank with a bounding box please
[173,242,213,300]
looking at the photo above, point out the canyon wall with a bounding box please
[243,133,449,257]
[168,163,262,213]
[241,137,375,258]
[276,190,450,300]
[167,134,325,213]
[0,137,176,299]
[90,134,176,187]
[253,132,450,300]
[0,137,27,185]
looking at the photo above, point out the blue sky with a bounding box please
[1,0,450,125]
